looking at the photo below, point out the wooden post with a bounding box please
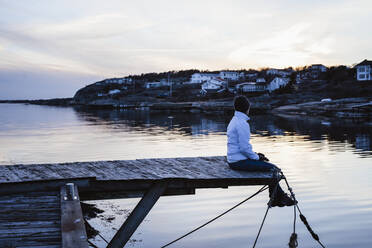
[107,181,168,248]
[61,183,89,248]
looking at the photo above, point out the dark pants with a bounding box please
[228,159,285,197]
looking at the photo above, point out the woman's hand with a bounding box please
[257,152,269,162]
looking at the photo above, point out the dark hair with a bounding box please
[234,95,250,113]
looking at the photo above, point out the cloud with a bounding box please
[228,23,336,68]
[0,0,371,99]
[34,13,154,40]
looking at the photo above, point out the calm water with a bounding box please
[1,103,372,248]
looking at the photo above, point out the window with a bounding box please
[359,67,365,72]
[359,74,365,79]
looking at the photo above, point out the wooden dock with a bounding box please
[0,156,275,247]
[0,191,61,247]
[0,187,87,248]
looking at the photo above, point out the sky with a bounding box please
[0,0,371,99]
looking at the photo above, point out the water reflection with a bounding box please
[73,107,372,156]
[74,107,229,136]
[1,104,372,247]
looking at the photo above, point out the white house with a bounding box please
[245,72,258,79]
[310,64,327,72]
[355,59,372,81]
[278,70,293,77]
[266,69,279,75]
[267,77,290,92]
[108,89,121,95]
[190,73,219,84]
[256,78,266,83]
[120,77,133,84]
[145,81,170,89]
[236,82,266,93]
[267,69,293,77]
[201,78,226,93]
[98,77,133,85]
[219,71,242,81]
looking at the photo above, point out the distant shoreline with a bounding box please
[2,96,372,118]
[0,98,73,106]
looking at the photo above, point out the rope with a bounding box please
[288,190,298,248]
[288,233,298,248]
[160,185,269,248]
[281,172,326,248]
[161,170,325,248]
[252,205,270,248]
[299,214,325,248]
[252,174,281,248]
[293,203,296,233]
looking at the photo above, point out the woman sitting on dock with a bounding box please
[227,95,295,207]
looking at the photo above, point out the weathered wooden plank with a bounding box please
[0,188,62,248]
[0,208,60,215]
[0,238,61,248]
[0,156,274,201]
[17,246,61,248]
[60,185,88,248]
[0,227,60,235]
[107,181,168,248]
[0,213,60,222]
[0,191,62,248]
[16,246,61,248]
[0,156,272,183]
[0,220,60,229]
[0,195,58,203]
[0,235,61,241]
[0,190,58,197]
[0,202,59,210]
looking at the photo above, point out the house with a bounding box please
[267,77,290,92]
[266,69,279,75]
[307,64,327,79]
[145,82,162,89]
[96,77,133,86]
[266,68,293,77]
[310,64,327,72]
[245,72,258,79]
[190,73,219,84]
[355,59,372,81]
[219,71,242,81]
[108,89,121,95]
[120,77,133,84]
[201,78,226,94]
[236,82,266,93]
[278,69,293,77]
[145,80,170,89]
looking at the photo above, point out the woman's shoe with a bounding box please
[270,193,297,207]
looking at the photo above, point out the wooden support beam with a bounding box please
[60,184,89,248]
[107,181,168,248]
[0,177,93,196]
[81,187,195,201]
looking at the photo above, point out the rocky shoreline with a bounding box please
[0,97,270,114]
[2,96,372,118]
[272,97,372,118]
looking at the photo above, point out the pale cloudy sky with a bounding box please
[0,0,371,99]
